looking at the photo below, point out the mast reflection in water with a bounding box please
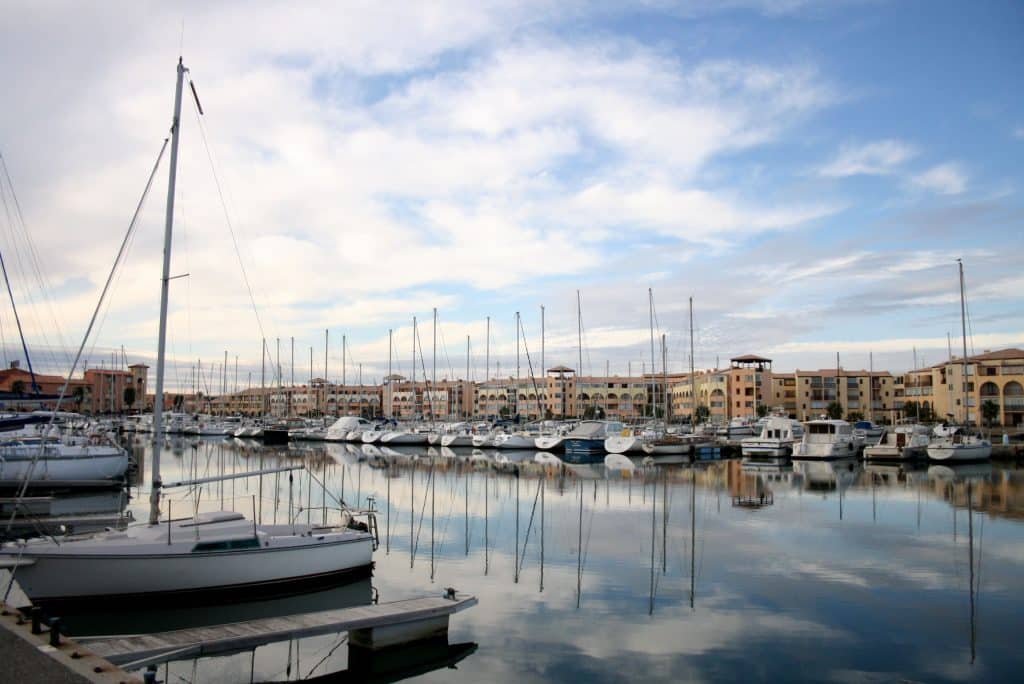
[26,437,1024,682]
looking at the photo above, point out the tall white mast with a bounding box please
[412,316,417,418]
[958,259,969,424]
[387,328,392,417]
[149,58,186,525]
[648,288,655,420]
[576,290,583,420]
[689,297,695,425]
[662,333,669,422]
[432,307,437,424]
[515,310,520,417]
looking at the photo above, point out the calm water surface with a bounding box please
[55,438,1024,681]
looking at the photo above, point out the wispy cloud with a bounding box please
[911,163,967,195]
[819,139,916,177]
[767,331,1024,355]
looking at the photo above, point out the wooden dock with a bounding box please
[78,593,478,670]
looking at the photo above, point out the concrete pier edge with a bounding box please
[0,602,138,684]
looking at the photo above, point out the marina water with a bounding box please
[34,437,1024,682]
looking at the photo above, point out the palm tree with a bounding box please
[981,400,1000,428]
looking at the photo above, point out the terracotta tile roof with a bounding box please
[968,348,1024,362]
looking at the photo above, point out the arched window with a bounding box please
[980,381,1000,398]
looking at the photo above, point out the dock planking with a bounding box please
[78,594,477,668]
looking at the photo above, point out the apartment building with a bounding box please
[900,348,1024,427]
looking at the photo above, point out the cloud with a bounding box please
[566,182,838,245]
[819,139,916,177]
[766,331,1024,355]
[911,163,967,195]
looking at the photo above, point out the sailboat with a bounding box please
[0,58,376,609]
[642,295,703,460]
[0,200,129,488]
[927,260,991,462]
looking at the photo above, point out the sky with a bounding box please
[0,0,1022,391]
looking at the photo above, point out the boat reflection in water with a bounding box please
[65,577,374,636]
[0,489,131,540]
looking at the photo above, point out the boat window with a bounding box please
[808,424,834,435]
[192,537,260,552]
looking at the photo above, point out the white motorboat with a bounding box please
[0,58,378,610]
[927,427,991,462]
[325,416,372,442]
[741,416,803,458]
[717,417,756,439]
[791,419,863,459]
[852,420,886,446]
[864,424,930,461]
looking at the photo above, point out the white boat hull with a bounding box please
[641,442,690,456]
[6,521,373,607]
[604,436,643,454]
[440,434,474,447]
[380,431,428,445]
[926,441,991,462]
[471,434,494,448]
[534,435,564,451]
[863,444,927,461]
[494,434,535,449]
[0,445,128,485]
[741,439,793,458]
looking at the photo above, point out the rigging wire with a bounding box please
[3,138,169,596]
[0,152,72,373]
[188,78,274,358]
